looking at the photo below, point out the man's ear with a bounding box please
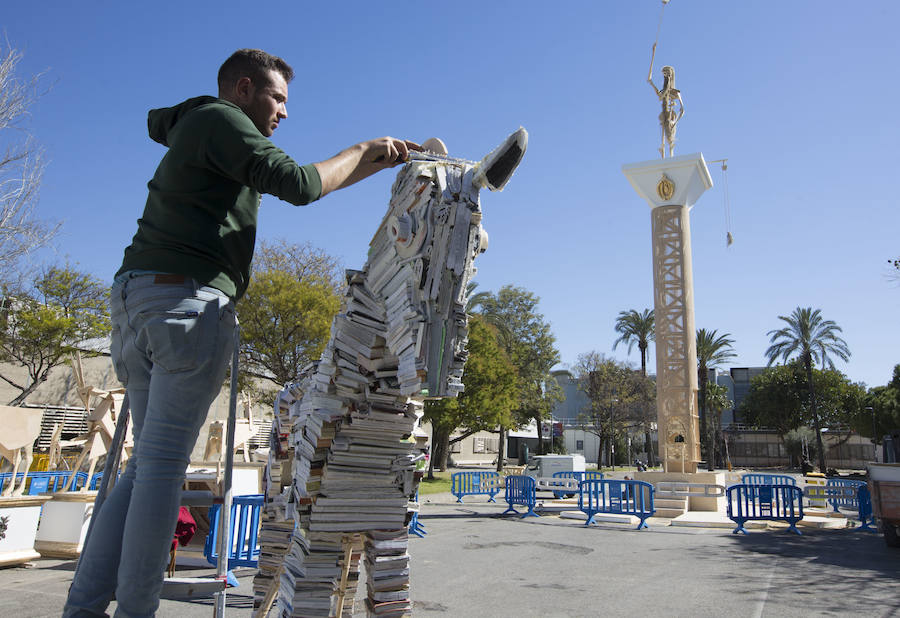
[233,76,254,103]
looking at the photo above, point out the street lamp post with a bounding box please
[609,395,618,471]
[867,406,877,462]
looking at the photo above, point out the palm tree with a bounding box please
[696,328,736,471]
[466,283,515,356]
[613,308,655,464]
[765,307,850,473]
[613,309,655,377]
[464,281,491,314]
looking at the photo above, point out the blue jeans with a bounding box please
[63,274,236,618]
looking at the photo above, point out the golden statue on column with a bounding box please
[648,43,684,158]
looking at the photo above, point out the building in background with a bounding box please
[546,366,874,469]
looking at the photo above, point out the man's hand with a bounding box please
[315,137,423,196]
[366,137,422,166]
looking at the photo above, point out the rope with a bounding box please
[653,1,669,50]
[708,159,734,247]
[721,160,734,247]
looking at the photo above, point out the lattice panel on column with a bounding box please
[652,204,699,468]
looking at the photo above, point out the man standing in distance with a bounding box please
[63,49,419,617]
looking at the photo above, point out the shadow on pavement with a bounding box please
[685,527,900,616]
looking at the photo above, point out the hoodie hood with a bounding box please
[147,96,220,147]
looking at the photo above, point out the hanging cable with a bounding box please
[721,160,733,247]
[653,1,669,50]
[649,0,670,75]
[707,159,734,247]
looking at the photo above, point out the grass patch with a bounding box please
[418,470,452,495]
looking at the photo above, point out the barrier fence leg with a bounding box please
[732,519,748,535]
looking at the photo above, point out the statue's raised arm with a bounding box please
[648,42,662,96]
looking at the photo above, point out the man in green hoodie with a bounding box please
[64,49,419,618]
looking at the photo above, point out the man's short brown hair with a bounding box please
[217,49,294,92]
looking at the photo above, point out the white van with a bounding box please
[524,454,586,479]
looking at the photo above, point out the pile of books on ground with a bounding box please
[272,358,419,616]
[365,530,412,616]
[252,383,302,607]
[259,158,486,616]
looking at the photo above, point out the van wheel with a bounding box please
[885,523,900,548]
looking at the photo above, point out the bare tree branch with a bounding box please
[0,45,59,281]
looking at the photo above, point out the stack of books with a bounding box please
[252,383,302,608]
[261,159,487,616]
[364,530,412,616]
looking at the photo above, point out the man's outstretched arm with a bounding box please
[314,137,421,197]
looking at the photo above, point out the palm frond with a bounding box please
[612,308,654,353]
[696,328,737,368]
[765,306,850,369]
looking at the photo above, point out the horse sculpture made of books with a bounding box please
[257,129,527,618]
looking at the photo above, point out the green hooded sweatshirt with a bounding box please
[117,96,322,300]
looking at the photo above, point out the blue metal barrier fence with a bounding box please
[451,471,501,503]
[825,478,865,512]
[741,473,797,486]
[578,479,655,530]
[502,475,538,518]
[0,471,89,493]
[551,471,604,499]
[727,484,804,535]
[204,494,263,568]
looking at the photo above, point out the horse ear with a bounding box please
[420,137,448,156]
[475,128,528,192]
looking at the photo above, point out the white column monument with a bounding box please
[623,153,712,473]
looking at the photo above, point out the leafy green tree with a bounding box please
[783,427,817,468]
[613,308,654,377]
[0,265,109,405]
[423,316,518,476]
[813,370,866,428]
[765,307,851,472]
[252,239,343,291]
[479,285,561,461]
[613,308,656,463]
[573,352,654,469]
[738,363,808,436]
[705,382,732,467]
[850,364,900,449]
[236,240,343,398]
[696,328,736,470]
[739,361,866,465]
[237,270,340,397]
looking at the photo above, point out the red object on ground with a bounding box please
[170,507,197,552]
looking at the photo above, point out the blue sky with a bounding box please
[5,1,898,389]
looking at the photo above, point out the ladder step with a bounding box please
[181,490,222,506]
[160,577,226,599]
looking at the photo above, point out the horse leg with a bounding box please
[83,456,98,493]
[0,448,14,497]
[65,436,92,492]
[11,448,25,497]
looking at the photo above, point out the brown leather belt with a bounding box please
[152,274,187,285]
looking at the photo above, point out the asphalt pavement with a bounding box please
[2,493,898,617]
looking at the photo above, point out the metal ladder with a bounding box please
[81,325,242,616]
